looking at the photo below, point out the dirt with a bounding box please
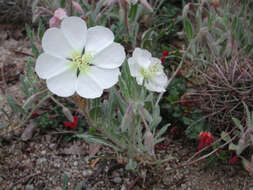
[0,26,252,190]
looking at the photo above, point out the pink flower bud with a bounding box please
[54,8,67,20]
[72,1,84,14]
[49,8,68,28]
[49,16,61,28]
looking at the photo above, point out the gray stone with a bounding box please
[112,176,122,184]
[82,169,93,177]
[49,143,56,150]
[36,157,47,165]
[25,184,34,190]
[73,161,78,166]
[181,184,187,189]
[120,185,127,190]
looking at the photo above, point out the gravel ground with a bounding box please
[0,26,252,190]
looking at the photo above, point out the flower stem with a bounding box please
[73,95,94,129]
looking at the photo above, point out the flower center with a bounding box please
[68,51,94,75]
[140,62,161,80]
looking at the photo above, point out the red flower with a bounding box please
[180,97,193,107]
[64,116,78,129]
[162,50,169,57]
[198,131,214,151]
[176,71,182,77]
[155,141,169,151]
[31,112,39,119]
[161,56,166,63]
[230,156,238,164]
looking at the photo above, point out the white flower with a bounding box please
[128,48,168,92]
[36,16,126,99]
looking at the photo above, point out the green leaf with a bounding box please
[207,13,212,31]
[1,108,10,120]
[31,41,39,58]
[62,174,68,190]
[75,133,121,151]
[0,122,8,129]
[38,19,45,41]
[129,3,138,22]
[232,16,238,33]
[182,117,192,125]
[155,123,170,139]
[232,117,244,133]
[5,93,25,116]
[241,157,252,173]
[125,159,138,170]
[228,143,237,151]
[184,18,194,41]
[25,24,34,40]
[221,131,231,142]
[74,183,83,190]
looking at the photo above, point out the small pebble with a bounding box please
[82,169,93,177]
[73,161,78,166]
[49,143,56,150]
[36,158,47,165]
[25,184,34,190]
[181,184,187,189]
[112,176,122,184]
[121,185,127,190]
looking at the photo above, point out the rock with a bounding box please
[73,161,78,166]
[162,175,171,186]
[181,183,187,189]
[36,157,47,165]
[21,121,36,141]
[49,143,56,150]
[64,172,71,178]
[0,177,3,183]
[121,185,127,190]
[112,176,122,184]
[25,184,34,190]
[82,169,93,177]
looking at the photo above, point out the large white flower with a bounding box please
[128,48,168,92]
[36,16,126,98]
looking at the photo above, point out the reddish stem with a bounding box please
[127,176,140,190]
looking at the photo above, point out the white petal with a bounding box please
[151,57,163,68]
[133,48,152,68]
[86,66,120,89]
[152,73,168,87]
[150,58,164,75]
[85,26,114,54]
[136,76,144,85]
[35,53,69,79]
[61,16,87,51]
[42,28,73,58]
[145,81,166,92]
[93,42,125,69]
[145,73,168,92]
[76,73,103,99]
[46,69,77,97]
[128,57,142,77]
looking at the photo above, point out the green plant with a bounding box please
[183,0,253,73]
[222,103,253,174]
[181,0,253,132]
[75,63,170,171]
